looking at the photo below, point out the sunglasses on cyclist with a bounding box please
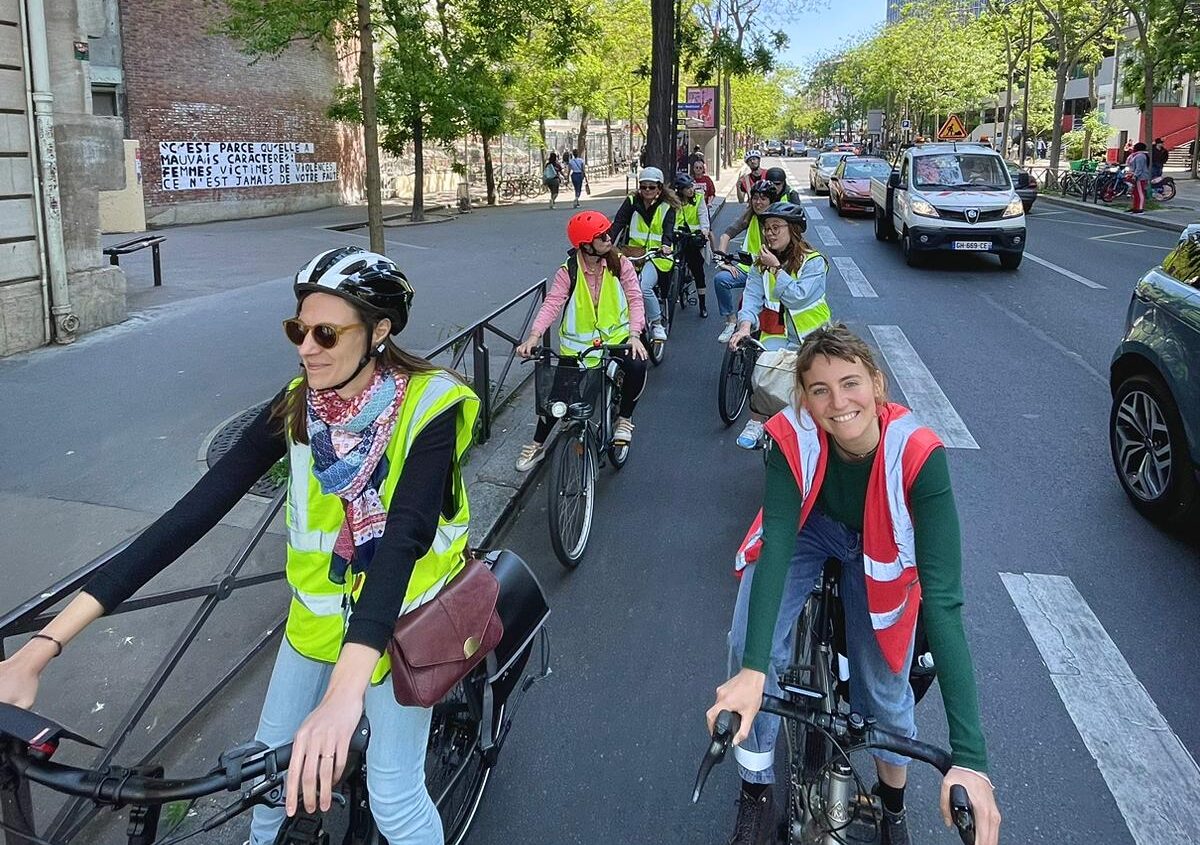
[638,183,661,191]
[283,318,363,350]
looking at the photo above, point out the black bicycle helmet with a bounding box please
[749,179,778,199]
[294,246,414,335]
[765,166,788,184]
[761,201,808,233]
[673,173,695,191]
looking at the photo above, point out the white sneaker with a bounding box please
[736,418,765,450]
[651,322,668,342]
[613,418,635,444]
[515,443,545,472]
[717,323,736,344]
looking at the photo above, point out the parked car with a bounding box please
[829,156,893,215]
[765,139,784,156]
[809,151,850,194]
[1005,161,1039,210]
[1109,226,1200,530]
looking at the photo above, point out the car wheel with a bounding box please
[873,206,890,241]
[834,194,844,216]
[1110,373,1200,529]
[828,192,834,207]
[999,251,1022,270]
[901,228,921,267]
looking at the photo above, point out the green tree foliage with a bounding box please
[1120,1,1200,148]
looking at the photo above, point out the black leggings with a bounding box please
[534,349,648,443]
[682,241,707,290]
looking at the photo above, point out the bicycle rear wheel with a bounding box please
[547,431,596,568]
[717,345,750,426]
[426,669,500,845]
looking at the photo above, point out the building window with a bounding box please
[92,85,120,117]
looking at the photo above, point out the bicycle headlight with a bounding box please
[911,198,940,218]
[1002,196,1024,218]
[550,401,568,419]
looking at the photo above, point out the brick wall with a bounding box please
[119,1,363,226]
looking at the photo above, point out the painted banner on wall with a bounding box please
[159,142,337,191]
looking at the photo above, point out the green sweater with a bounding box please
[744,443,989,773]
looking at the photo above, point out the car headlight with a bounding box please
[1002,196,1025,218]
[911,198,940,218]
[550,401,568,419]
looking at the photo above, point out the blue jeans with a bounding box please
[638,261,663,323]
[571,170,585,198]
[713,265,748,317]
[726,511,918,783]
[249,639,442,845]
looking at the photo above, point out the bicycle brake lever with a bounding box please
[949,784,976,845]
[691,710,741,804]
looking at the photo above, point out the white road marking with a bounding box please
[815,225,839,246]
[1002,572,1200,845]
[868,325,979,449]
[1024,252,1106,289]
[805,205,824,220]
[1088,229,1144,240]
[1099,240,1174,251]
[1027,209,1067,216]
[831,257,877,298]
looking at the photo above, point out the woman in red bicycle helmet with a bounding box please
[513,211,649,471]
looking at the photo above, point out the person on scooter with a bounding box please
[674,172,711,318]
[610,167,679,343]
[513,211,649,471]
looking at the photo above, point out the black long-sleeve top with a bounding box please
[609,195,677,249]
[84,387,458,653]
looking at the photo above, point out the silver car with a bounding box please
[809,152,848,194]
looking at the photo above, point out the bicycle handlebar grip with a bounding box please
[949,784,976,845]
[692,710,742,804]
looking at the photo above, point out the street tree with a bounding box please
[1035,0,1123,170]
[1120,0,1200,152]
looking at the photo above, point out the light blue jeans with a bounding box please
[727,511,917,783]
[713,265,748,317]
[248,638,442,845]
[638,261,663,323]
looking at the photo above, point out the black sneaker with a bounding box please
[699,302,709,318]
[879,806,910,845]
[727,785,775,845]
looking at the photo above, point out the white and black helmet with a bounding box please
[294,246,413,334]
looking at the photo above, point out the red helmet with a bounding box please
[567,210,611,249]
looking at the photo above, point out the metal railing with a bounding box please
[0,277,547,845]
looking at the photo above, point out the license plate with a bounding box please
[953,240,992,251]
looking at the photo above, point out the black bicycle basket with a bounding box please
[534,355,604,419]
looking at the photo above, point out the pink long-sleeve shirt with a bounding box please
[531,254,646,338]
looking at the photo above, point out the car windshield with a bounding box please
[913,154,1010,189]
[819,153,845,168]
[843,160,892,179]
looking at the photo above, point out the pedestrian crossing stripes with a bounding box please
[1002,573,1200,845]
[831,257,877,298]
[868,325,979,449]
[815,226,840,247]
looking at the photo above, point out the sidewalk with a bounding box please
[1034,164,1199,234]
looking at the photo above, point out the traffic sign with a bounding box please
[938,114,968,141]
[678,102,702,111]
[900,119,911,130]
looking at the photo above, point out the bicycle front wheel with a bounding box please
[547,432,596,568]
[782,597,837,838]
[426,669,499,845]
[717,346,750,426]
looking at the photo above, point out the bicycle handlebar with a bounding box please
[530,344,632,362]
[694,699,976,844]
[2,716,370,806]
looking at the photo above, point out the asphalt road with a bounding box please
[465,158,1200,845]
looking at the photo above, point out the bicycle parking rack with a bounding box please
[103,236,167,287]
[0,278,546,845]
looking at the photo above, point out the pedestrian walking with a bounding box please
[1037,138,1047,160]
[543,152,565,210]
[1127,141,1151,214]
[567,149,588,208]
[1151,138,1168,179]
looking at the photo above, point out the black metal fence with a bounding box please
[0,278,547,845]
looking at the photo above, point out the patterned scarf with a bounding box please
[307,366,407,584]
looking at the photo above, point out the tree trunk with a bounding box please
[356,0,383,251]
[723,70,734,168]
[605,112,615,172]
[647,0,675,174]
[1081,60,1099,159]
[1048,60,1068,170]
[482,131,496,206]
[1001,40,1014,153]
[539,118,548,164]
[411,113,425,223]
[577,108,590,161]
[1141,50,1155,146]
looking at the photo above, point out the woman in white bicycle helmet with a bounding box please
[0,247,477,845]
[609,166,680,343]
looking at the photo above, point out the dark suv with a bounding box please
[1109,225,1200,529]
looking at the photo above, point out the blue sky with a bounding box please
[778,2,885,70]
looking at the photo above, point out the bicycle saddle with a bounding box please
[0,702,99,748]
